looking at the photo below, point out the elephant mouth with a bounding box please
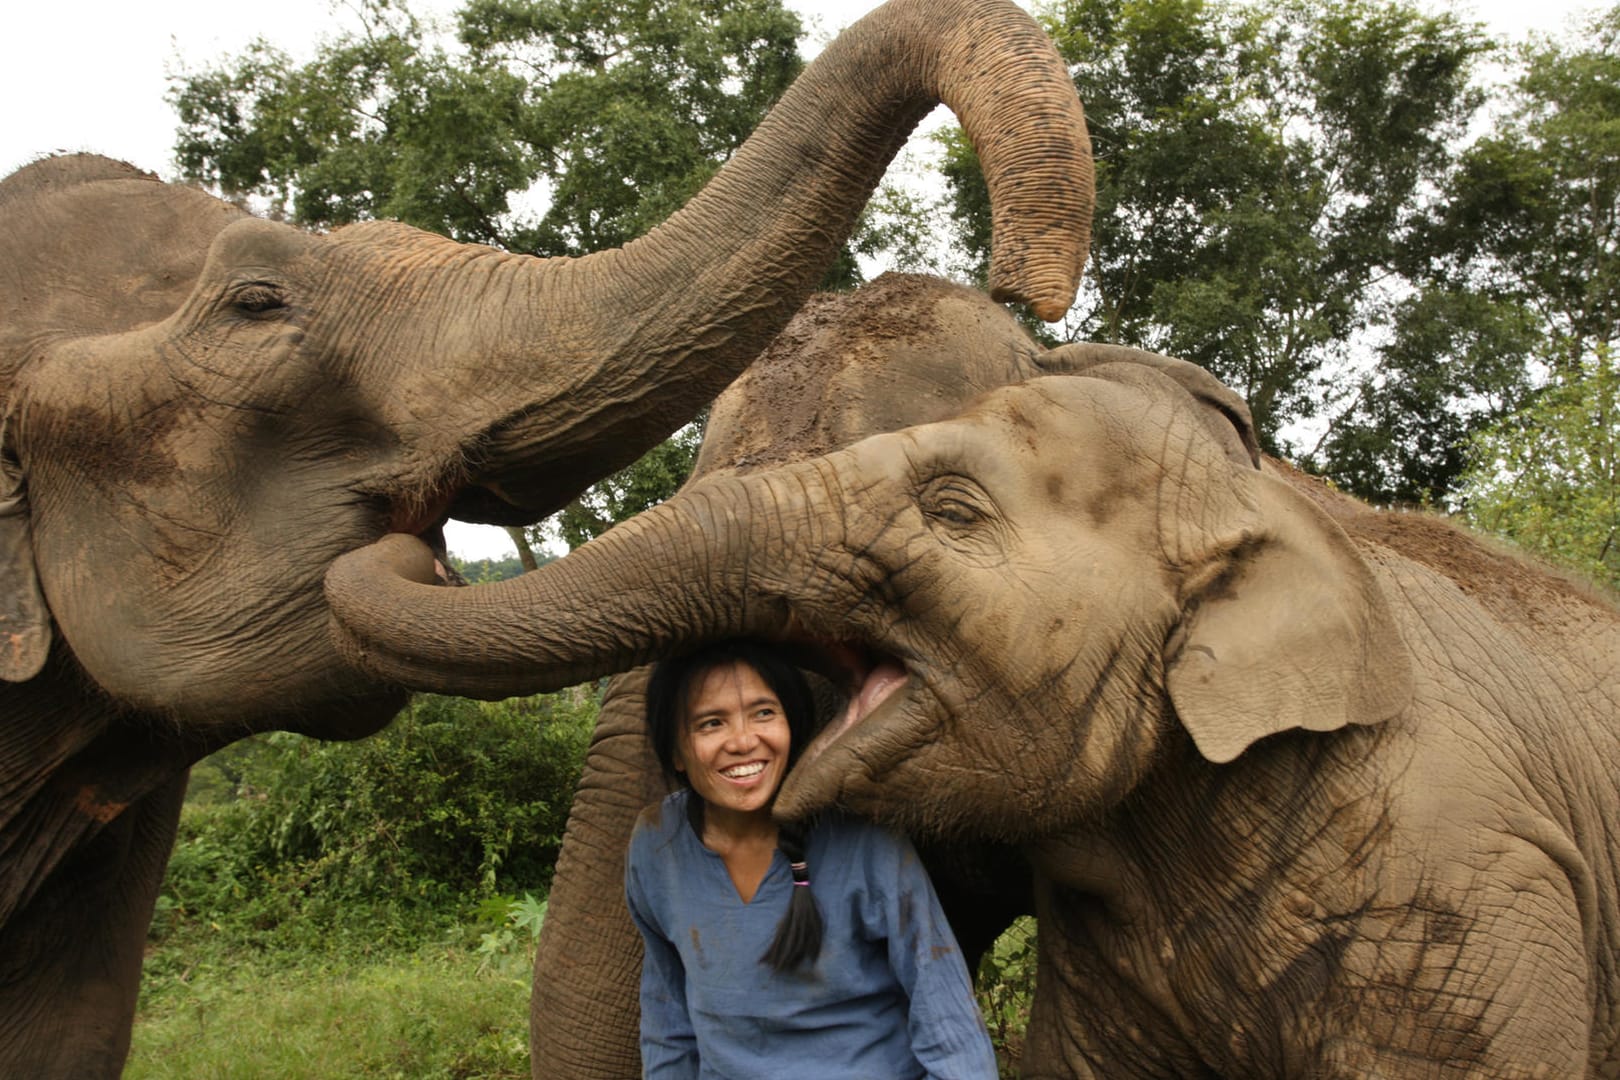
[385,495,466,587]
[784,636,913,768]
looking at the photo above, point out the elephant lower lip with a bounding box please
[418,523,466,586]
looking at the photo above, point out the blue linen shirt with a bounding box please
[625,790,997,1080]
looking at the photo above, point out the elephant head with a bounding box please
[0,2,1095,1072]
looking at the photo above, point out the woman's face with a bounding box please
[675,660,793,820]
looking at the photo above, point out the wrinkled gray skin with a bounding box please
[334,276,1620,1078]
[0,2,1094,1072]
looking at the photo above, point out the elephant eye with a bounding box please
[920,475,1007,565]
[931,497,980,526]
[229,282,287,315]
[920,476,992,528]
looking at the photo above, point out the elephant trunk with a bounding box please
[390,0,1090,520]
[527,670,662,1078]
[325,465,829,698]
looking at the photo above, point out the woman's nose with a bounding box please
[723,721,757,751]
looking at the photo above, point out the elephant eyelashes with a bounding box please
[920,477,990,527]
[228,282,288,315]
[919,476,1009,565]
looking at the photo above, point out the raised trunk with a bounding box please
[389,0,1090,520]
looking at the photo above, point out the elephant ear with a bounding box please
[1039,343,1261,468]
[1165,470,1411,764]
[0,418,50,682]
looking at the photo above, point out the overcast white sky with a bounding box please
[1,0,1598,558]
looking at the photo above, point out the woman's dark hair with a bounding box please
[644,639,825,972]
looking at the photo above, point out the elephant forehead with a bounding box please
[694,275,1043,476]
[932,378,1160,462]
[199,217,318,280]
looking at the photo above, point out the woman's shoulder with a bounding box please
[631,790,690,849]
[810,811,917,866]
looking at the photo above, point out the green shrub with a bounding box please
[977,917,1038,1078]
[157,690,594,952]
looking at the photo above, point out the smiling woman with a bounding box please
[668,659,796,827]
[627,639,997,1079]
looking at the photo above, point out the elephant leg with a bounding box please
[1019,876,1211,1079]
[531,670,667,1080]
[0,771,187,1078]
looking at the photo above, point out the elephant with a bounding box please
[0,1,1096,1072]
[332,275,1620,1077]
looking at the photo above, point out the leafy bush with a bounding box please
[977,917,1038,1078]
[157,690,594,952]
[1459,346,1619,591]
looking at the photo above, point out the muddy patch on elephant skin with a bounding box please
[1267,457,1616,621]
[698,274,1040,477]
[27,399,184,488]
[703,278,949,471]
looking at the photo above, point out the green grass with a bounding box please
[128,914,1037,1078]
[129,943,532,1079]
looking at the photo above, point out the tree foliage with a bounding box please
[1457,348,1619,591]
[1430,10,1620,374]
[1441,10,1620,587]
[170,0,802,254]
[1318,6,1620,503]
[944,0,1490,469]
[543,418,704,550]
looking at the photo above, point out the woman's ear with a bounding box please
[0,421,51,682]
[1165,470,1412,764]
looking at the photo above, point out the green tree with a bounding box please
[1319,6,1620,503]
[1457,347,1619,590]
[943,0,1491,463]
[1429,9,1620,376]
[1310,286,1539,504]
[170,0,803,253]
[544,417,703,550]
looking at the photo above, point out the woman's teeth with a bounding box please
[721,762,766,779]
